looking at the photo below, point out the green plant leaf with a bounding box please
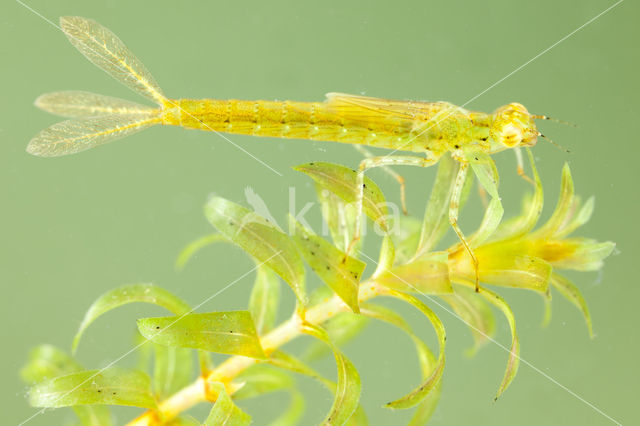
[468,196,504,248]
[291,216,364,313]
[478,287,520,399]
[492,148,543,241]
[204,382,251,426]
[249,266,281,335]
[414,154,459,257]
[267,350,334,389]
[304,312,370,360]
[556,196,595,238]
[138,311,266,359]
[29,367,156,409]
[21,346,114,425]
[379,292,445,409]
[550,273,593,337]
[441,286,495,356]
[359,303,440,423]
[375,259,452,295]
[72,283,191,353]
[534,163,574,238]
[468,152,499,200]
[21,345,82,384]
[233,365,294,400]
[176,233,229,270]
[205,197,306,305]
[153,344,194,398]
[72,406,113,426]
[316,183,361,253]
[391,216,423,265]
[549,238,616,271]
[268,389,305,426]
[294,162,389,233]
[373,234,395,278]
[301,323,361,425]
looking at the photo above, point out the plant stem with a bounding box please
[127,281,384,425]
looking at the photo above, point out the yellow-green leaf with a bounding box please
[316,183,361,253]
[249,266,281,335]
[479,287,520,399]
[414,154,459,257]
[29,367,156,409]
[304,312,370,360]
[469,152,500,199]
[21,345,82,384]
[301,323,361,425]
[468,196,504,248]
[138,312,266,359]
[291,217,364,313]
[205,197,306,305]
[233,365,294,400]
[441,286,495,356]
[359,303,440,422]
[375,259,452,295]
[550,273,593,338]
[492,148,543,241]
[175,233,229,270]
[204,382,251,426]
[380,292,445,409]
[72,283,191,353]
[153,344,194,398]
[534,163,574,238]
[294,162,389,233]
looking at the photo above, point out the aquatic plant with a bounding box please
[21,153,613,425]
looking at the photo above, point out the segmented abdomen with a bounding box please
[162,99,418,150]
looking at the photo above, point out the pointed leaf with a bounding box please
[535,163,574,238]
[468,196,504,248]
[317,184,361,253]
[204,382,251,426]
[550,273,593,337]
[380,291,445,409]
[29,367,156,409]
[548,238,615,271]
[478,287,520,399]
[59,16,166,104]
[493,147,543,241]
[153,344,194,398]
[373,234,395,278]
[294,162,389,232]
[35,91,156,118]
[375,259,452,295]
[176,233,229,270]
[72,283,191,353]
[291,217,364,313]
[359,303,440,422]
[233,365,294,400]
[21,345,82,384]
[301,323,361,425]
[249,266,281,335]
[391,216,423,265]
[468,152,499,199]
[304,312,370,360]
[414,154,459,257]
[441,285,495,356]
[138,311,266,359]
[205,197,306,305]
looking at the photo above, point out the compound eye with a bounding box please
[501,123,522,147]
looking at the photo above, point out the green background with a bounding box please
[2,0,637,424]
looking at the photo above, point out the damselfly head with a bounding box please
[490,102,538,149]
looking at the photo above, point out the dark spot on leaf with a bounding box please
[230,330,233,333]
[310,251,315,256]
[326,266,330,270]
[454,144,460,149]
[97,390,102,393]
[156,326,160,329]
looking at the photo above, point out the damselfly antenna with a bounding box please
[532,114,577,128]
[538,132,570,153]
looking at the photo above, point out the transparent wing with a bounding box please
[35,91,158,118]
[325,92,441,122]
[27,113,161,157]
[60,16,166,104]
